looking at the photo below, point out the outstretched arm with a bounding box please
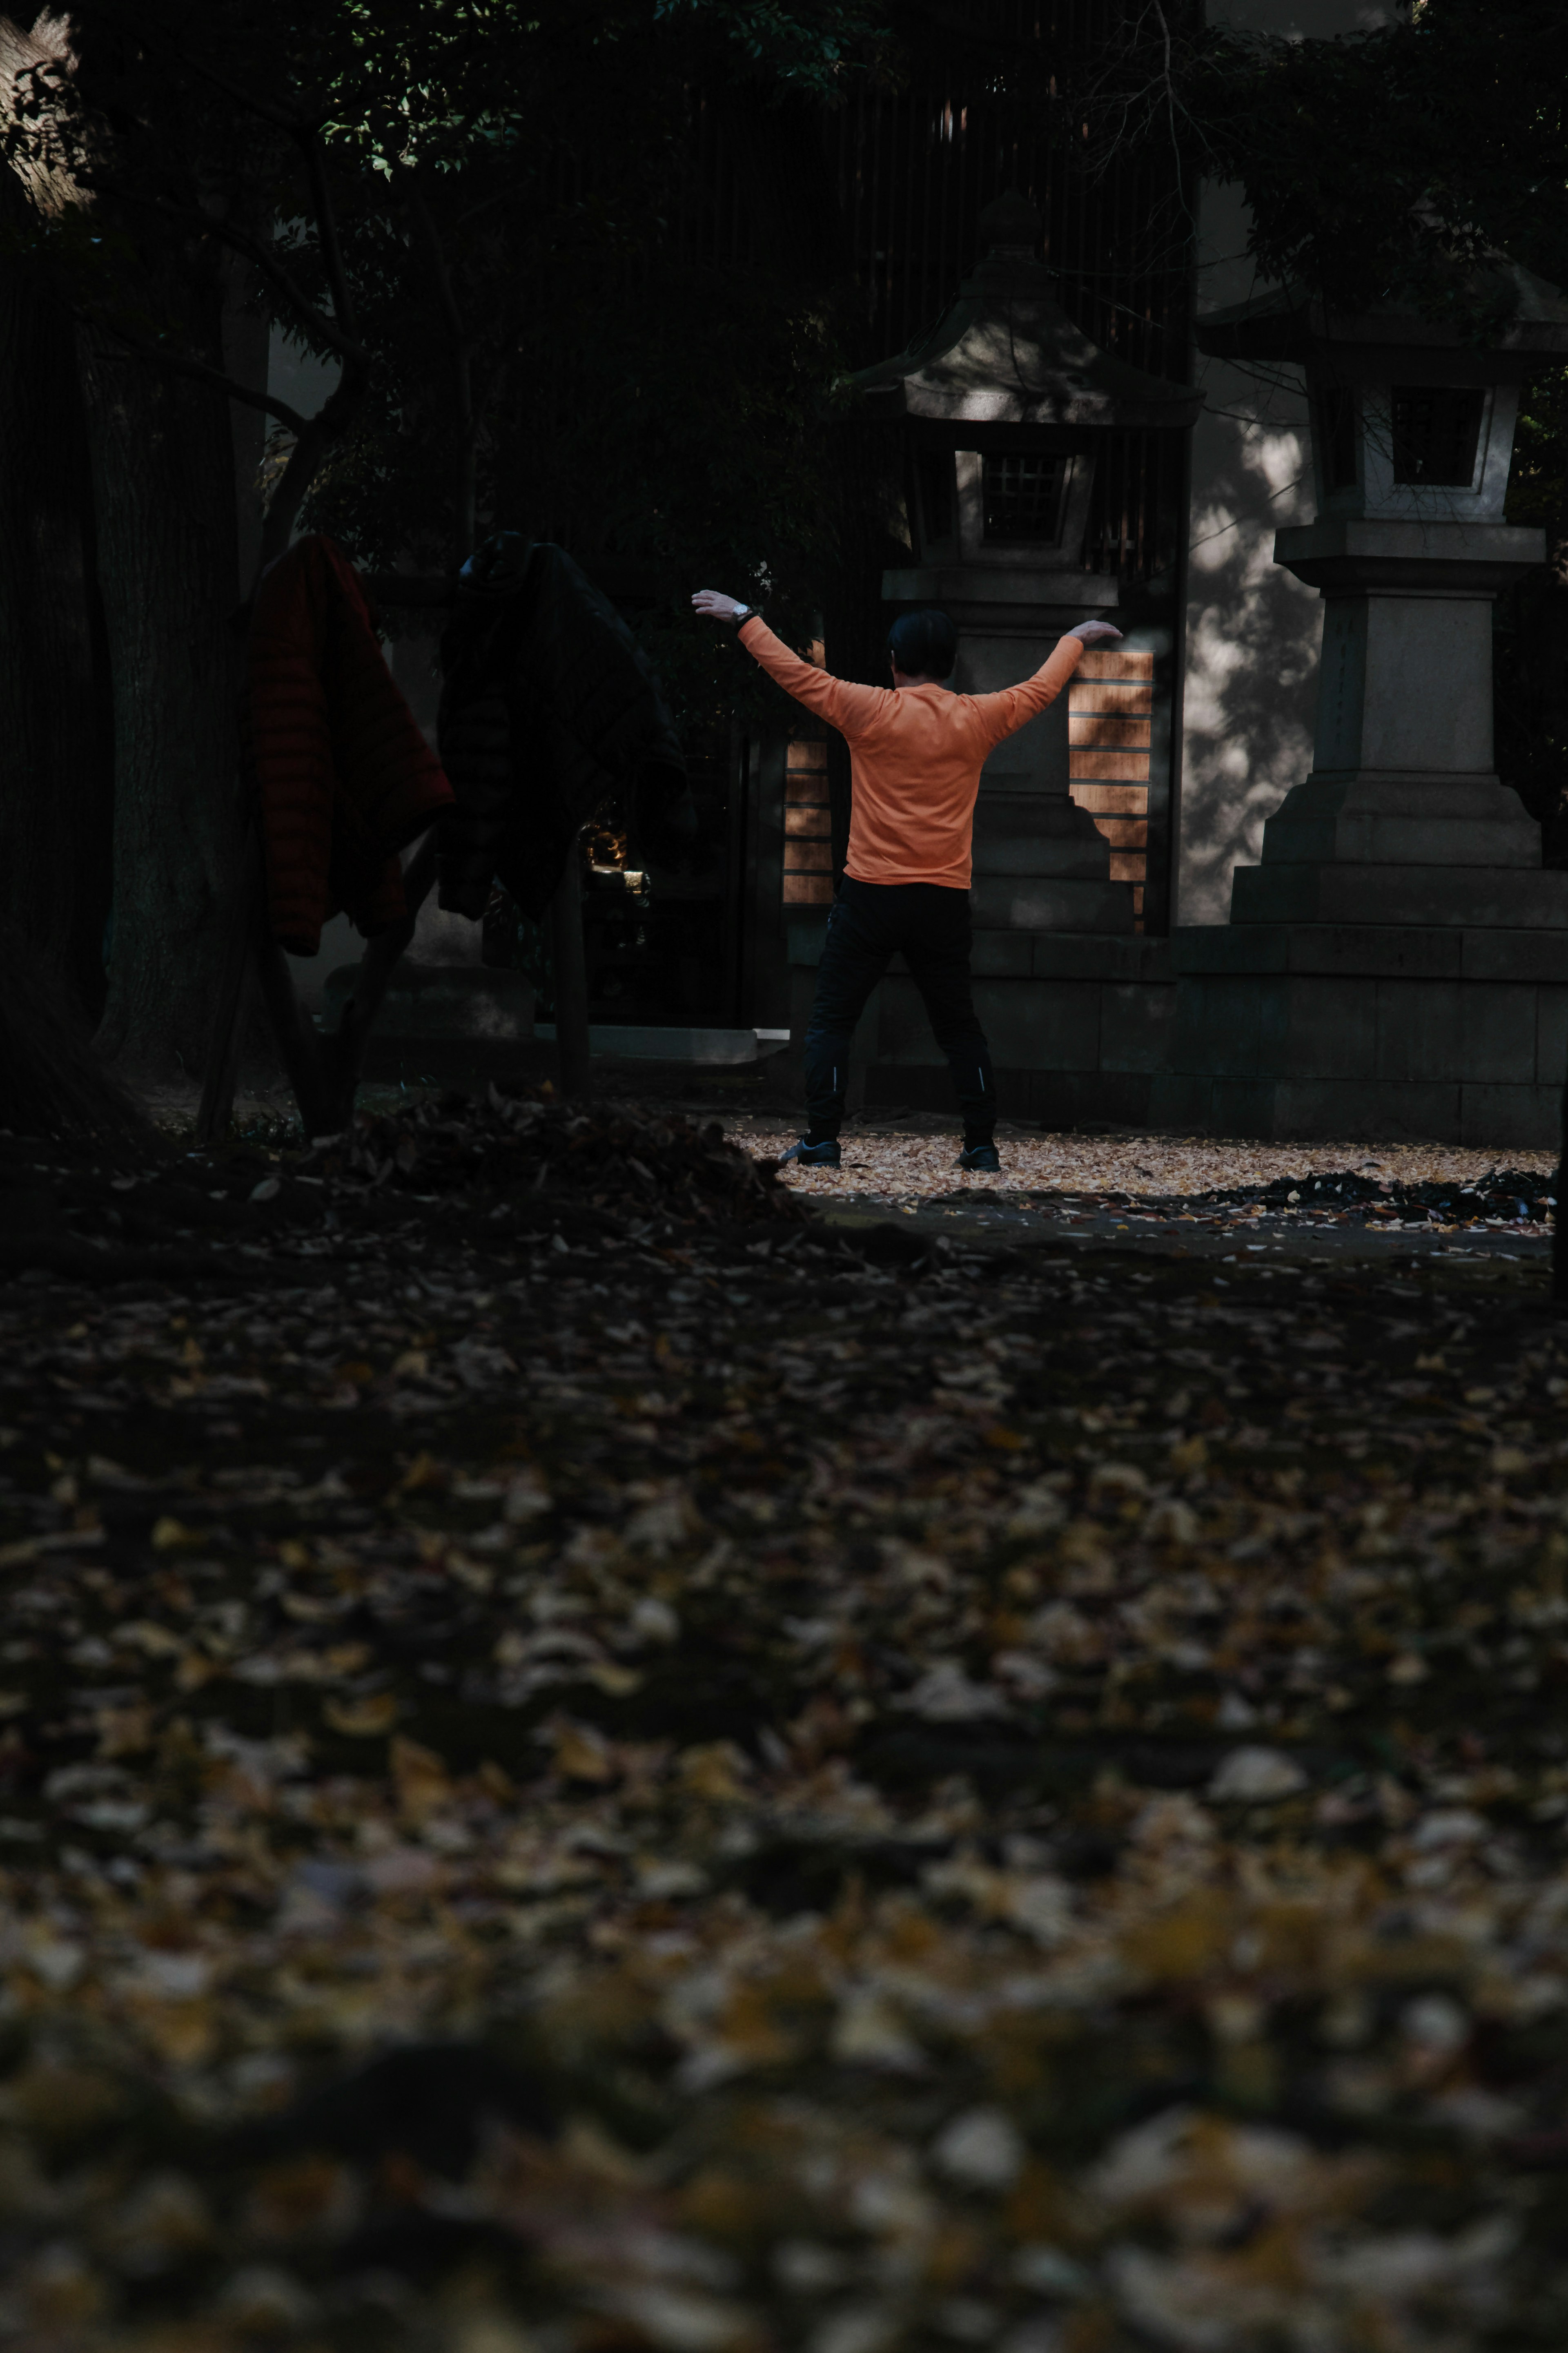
[693,589,889,739]
[974,616,1124,746]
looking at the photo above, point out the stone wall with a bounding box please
[788,917,1568,1150]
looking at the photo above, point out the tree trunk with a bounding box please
[82,336,244,1081]
[0,169,114,1020]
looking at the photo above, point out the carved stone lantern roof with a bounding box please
[851,190,1204,432]
[1198,252,1568,546]
[1195,255,1568,375]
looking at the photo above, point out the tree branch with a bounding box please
[71,3,361,354]
[254,346,371,578]
[94,179,369,365]
[76,0,307,137]
[403,172,477,554]
[100,323,311,432]
[296,125,359,343]
[74,6,369,590]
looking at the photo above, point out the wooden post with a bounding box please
[315,835,438,1131]
[550,838,591,1100]
[253,930,332,1139]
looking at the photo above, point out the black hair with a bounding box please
[887,607,957,680]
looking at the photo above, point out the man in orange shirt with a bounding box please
[693,592,1122,1169]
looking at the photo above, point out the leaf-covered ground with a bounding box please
[3,1097,1568,2351]
[762,1131,1557,1246]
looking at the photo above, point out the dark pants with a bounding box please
[803,877,995,1142]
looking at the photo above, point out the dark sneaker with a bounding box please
[779,1135,841,1168]
[959,1142,1000,1173]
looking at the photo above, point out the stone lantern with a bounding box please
[853,190,1201,938]
[1164,256,1568,1144]
[1196,260,1568,927]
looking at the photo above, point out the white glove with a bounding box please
[1068,618,1124,644]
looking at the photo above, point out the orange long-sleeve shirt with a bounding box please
[737,616,1086,890]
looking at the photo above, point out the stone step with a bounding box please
[1232,861,1568,930]
[1258,772,1543,872]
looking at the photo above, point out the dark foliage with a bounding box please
[1075,1,1568,321]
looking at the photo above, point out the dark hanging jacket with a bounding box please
[249,536,454,956]
[435,534,690,920]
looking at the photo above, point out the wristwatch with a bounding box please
[731,603,756,627]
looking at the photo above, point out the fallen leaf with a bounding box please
[323,1693,399,1738]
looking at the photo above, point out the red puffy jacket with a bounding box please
[249,536,454,956]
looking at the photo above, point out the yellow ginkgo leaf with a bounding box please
[323,1692,398,1737]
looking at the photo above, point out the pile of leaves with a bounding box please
[1097,1166,1556,1232]
[1,1222,1568,2346]
[1199,1166,1554,1226]
[305,1086,808,1233]
[0,1089,811,1291]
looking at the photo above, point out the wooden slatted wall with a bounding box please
[1070,647,1155,924]
[782,738,833,905]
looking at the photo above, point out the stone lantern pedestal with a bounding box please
[1158,262,1568,1144]
[1234,519,1556,927]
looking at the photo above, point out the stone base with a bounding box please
[861,1061,1167,1129]
[786,914,1568,1147]
[969,787,1141,932]
[1232,859,1568,930]
[1145,1072,1555,1146]
[1254,772,1543,871]
[1162,923,1568,1146]
[786,916,1174,1127]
